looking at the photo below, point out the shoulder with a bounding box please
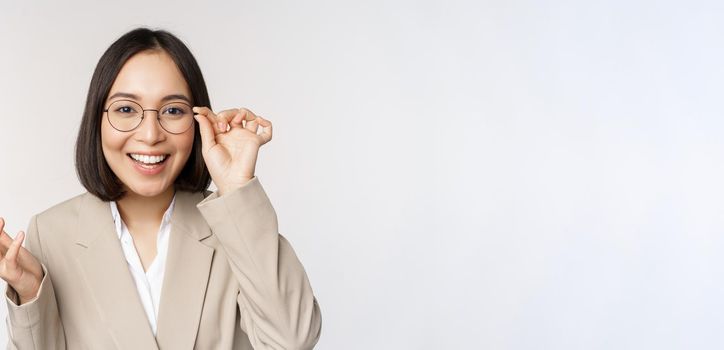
[25,193,97,255]
[32,192,109,240]
[35,192,92,223]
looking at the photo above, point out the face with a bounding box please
[101,50,195,198]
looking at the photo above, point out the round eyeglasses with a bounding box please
[103,99,196,134]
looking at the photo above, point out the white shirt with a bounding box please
[109,194,176,336]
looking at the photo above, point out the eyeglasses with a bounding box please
[103,99,196,134]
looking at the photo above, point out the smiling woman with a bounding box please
[100,51,196,200]
[76,29,211,203]
[0,28,322,349]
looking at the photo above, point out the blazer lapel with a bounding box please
[155,190,214,349]
[74,193,159,349]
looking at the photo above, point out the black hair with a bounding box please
[75,27,212,201]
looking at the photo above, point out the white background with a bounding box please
[1,0,723,349]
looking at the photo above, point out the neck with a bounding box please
[116,186,175,228]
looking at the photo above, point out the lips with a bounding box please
[127,154,170,168]
[127,153,169,175]
[127,153,170,164]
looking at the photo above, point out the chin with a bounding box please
[126,182,172,198]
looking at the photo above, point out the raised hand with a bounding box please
[0,217,44,305]
[193,107,273,196]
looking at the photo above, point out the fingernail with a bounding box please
[217,122,225,131]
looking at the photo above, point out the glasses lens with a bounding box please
[159,102,194,134]
[107,100,142,131]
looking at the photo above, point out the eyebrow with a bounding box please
[107,92,192,104]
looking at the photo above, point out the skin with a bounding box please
[0,49,273,304]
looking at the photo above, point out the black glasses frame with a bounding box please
[103,99,197,135]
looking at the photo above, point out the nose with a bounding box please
[134,110,166,144]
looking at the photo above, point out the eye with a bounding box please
[162,104,190,116]
[165,107,183,115]
[116,105,137,114]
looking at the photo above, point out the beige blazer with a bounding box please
[4,177,322,349]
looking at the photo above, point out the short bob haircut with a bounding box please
[75,27,212,201]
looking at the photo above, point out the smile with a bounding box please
[126,153,170,175]
[128,153,169,165]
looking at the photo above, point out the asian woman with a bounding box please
[0,27,321,349]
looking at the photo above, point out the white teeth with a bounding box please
[130,154,167,164]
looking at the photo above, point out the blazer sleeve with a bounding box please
[196,177,322,350]
[4,215,66,350]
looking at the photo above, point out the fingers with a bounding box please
[194,107,225,133]
[255,116,273,145]
[0,217,17,255]
[0,230,10,256]
[4,231,24,269]
[193,106,272,145]
[193,112,217,154]
[216,109,238,133]
[0,218,8,255]
[230,111,244,128]
[231,108,269,140]
[230,108,256,129]
[234,108,272,144]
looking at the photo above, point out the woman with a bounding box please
[0,28,321,349]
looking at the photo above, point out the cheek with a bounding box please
[100,118,126,158]
[178,127,196,156]
[169,129,196,169]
